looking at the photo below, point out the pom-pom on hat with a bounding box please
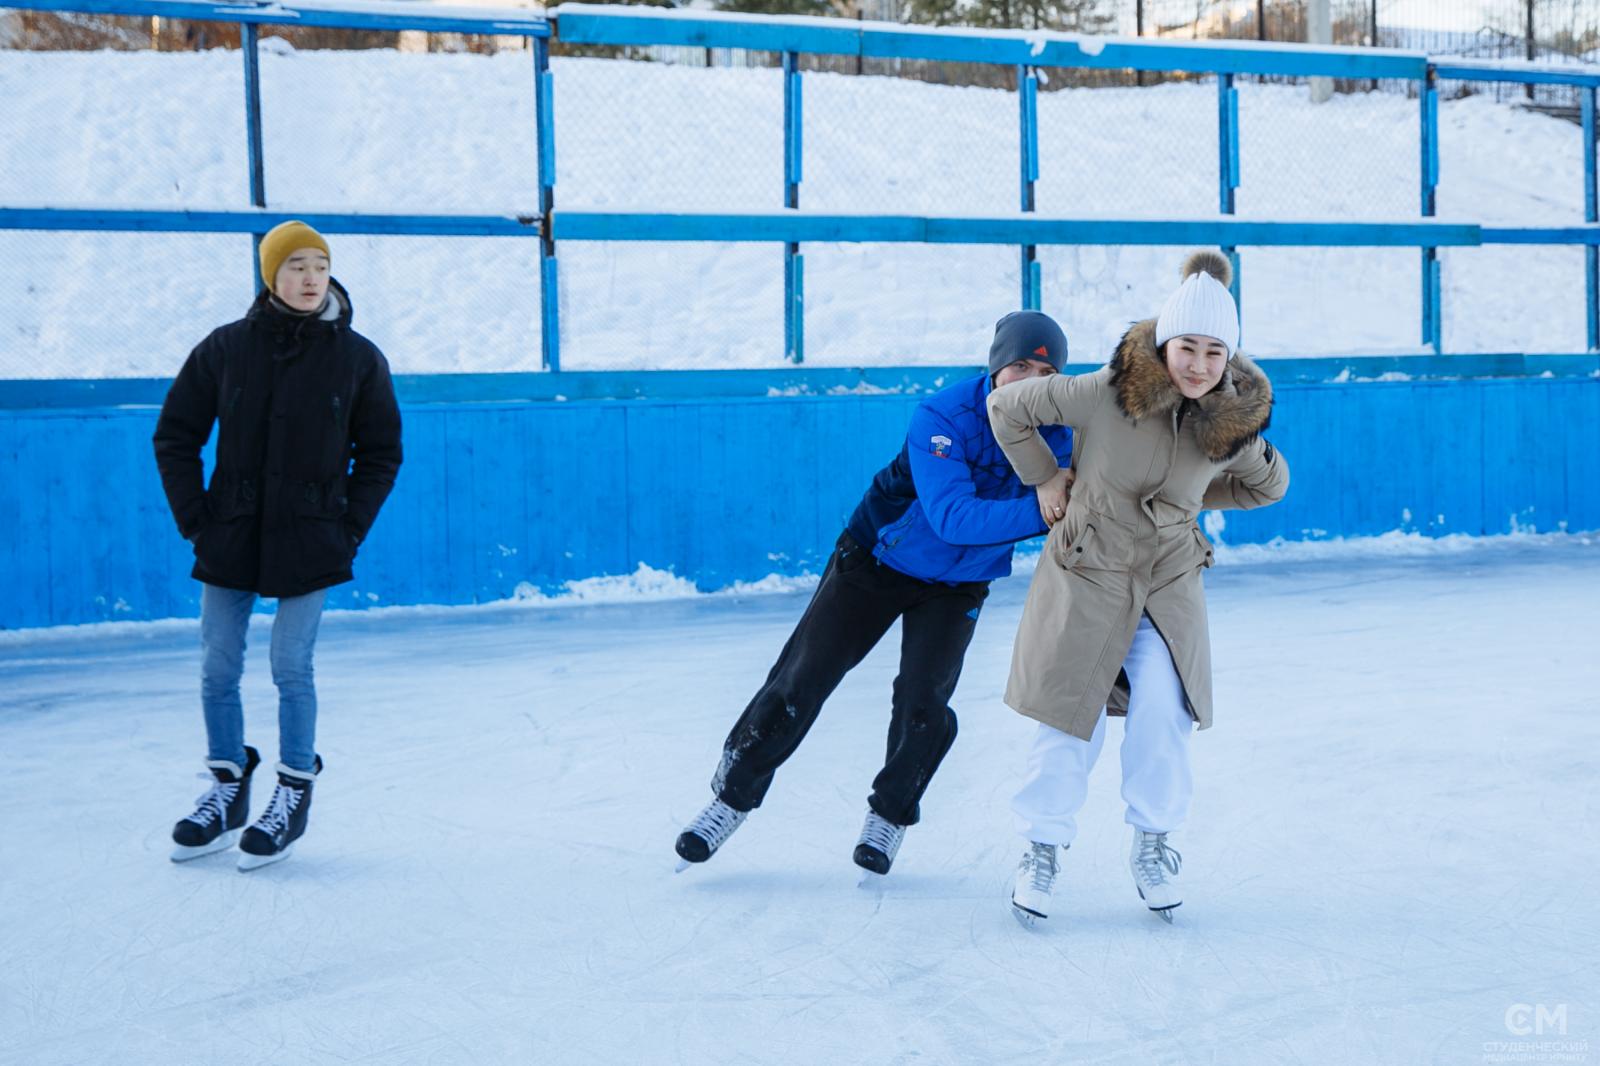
[1154,250,1238,356]
[258,220,330,293]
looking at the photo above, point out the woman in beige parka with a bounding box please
[986,250,1289,928]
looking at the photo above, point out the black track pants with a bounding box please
[712,530,989,826]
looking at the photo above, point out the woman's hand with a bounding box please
[1036,467,1074,527]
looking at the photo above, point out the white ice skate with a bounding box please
[1129,828,1182,923]
[1010,841,1061,927]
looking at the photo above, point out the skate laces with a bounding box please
[185,774,238,828]
[686,799,747,849]
[1025,842,1058,893]
[255,781,302,835]
[1134,832,1182,885]
[858,812,905,860]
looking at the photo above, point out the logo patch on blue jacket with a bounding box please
[966,606,981,620]
[930,434,952,458]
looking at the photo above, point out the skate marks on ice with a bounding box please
[2,539,1599,1063]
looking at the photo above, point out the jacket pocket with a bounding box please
[291,481,354,581]
[194,476,260,579]
[1055,522,1098,572]
[873,505,970,582]
[1191,525,1215,569]
[205,475,259,522]
[834,531,871,575]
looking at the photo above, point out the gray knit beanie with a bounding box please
[988,310,1068,379]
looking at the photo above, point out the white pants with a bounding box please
[1012,615,1195,845]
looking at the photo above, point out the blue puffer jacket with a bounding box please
[846,372,1073,584]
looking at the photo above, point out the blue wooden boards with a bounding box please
[2,373,1596,629]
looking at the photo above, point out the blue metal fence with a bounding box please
[4,0,1600,369]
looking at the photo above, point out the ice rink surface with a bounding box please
[3,537,1597,1065]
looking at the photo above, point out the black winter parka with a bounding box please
[153,281,403,599]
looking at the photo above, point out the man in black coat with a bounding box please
[153,220,402,871]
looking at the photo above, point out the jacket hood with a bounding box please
[246,277,353,341]
[1108,318,1273,462]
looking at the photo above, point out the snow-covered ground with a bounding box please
[3,535,1596,1065]
[0,48,1592,376]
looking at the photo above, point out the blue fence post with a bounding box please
[1018,64,1040,311]
[1420,66,1441,353]
[241,22,266,291]
[1585,86,1598,351]
[783,51,804,363]
[534,35,560,372]
[1217,73,1241,326]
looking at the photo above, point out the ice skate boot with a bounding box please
[1129,828,1182,923]
[852,810,906,881]
[170,746,260,861]
[675,797,749,870]
[1010,841,1061,927]
[238,756,322,871]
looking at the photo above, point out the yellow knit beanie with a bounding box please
[258,221,331,293]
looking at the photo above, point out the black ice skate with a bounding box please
[238,756,322,872]
[170,746,261,862]
[674,797,749,870]
[852,810,906,881]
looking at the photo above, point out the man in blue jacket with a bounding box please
[676,311,1075,877]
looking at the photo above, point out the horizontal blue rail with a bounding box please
[6,0,552,35]
[0,207,542,237]
[5,206,1510,250]
[1479,226,1600,245]
[553,212,1484,247]
[552,5,1427,80]
[19,206,1600,252]
[1433,61,1600,88]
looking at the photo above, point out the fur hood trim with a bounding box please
[1109,318,1274,462]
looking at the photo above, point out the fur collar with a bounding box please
[1108,318,1274,462]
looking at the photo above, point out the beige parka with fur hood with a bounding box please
[986,268,1289,741]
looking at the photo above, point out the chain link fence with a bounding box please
[0,12,547,377]
[7,1,1600,374]
[799,60,1019,363]
[1434,58,1591,353]
[557,240,783,369]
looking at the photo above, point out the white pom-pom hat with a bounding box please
[1154,250,1239,356]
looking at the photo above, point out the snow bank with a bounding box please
[2,529,1591,642]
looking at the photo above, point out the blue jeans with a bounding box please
[200,583,327,773]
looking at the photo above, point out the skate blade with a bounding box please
[170,830,240,863]
[237,843,293,872]
[857,869,887,890]
[1011,903,1045,929]
[674,858,692,874]
[1135,885,1180,923]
